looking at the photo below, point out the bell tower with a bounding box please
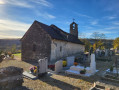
[70,20,78,38]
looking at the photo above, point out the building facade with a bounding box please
[21,20,85,62]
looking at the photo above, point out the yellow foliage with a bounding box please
[113,37,119,49]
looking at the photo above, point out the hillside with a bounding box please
[0,39,21,50]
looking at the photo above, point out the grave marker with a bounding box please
[55,60,63,73]
[67,56,75,67]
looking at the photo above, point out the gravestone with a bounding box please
[55,60,63,73]
[96,48,99,57]
[105,49,108,57]
[90,54,96,74]
[38,57,48,75]
[110,50,113,56]
[67,56,75,67]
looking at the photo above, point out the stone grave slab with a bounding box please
[23,71,37,80]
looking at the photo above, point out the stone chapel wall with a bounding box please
[50,39,85,61]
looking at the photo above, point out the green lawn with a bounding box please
[13,53,21,58]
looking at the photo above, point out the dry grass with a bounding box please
[0,55,119,90]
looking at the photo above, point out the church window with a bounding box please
[60,46,62,52]
[33,44,36,52]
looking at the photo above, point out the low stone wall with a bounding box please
[0,66,23,90]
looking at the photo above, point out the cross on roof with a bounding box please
[73,18,75,22]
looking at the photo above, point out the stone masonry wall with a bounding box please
[21,22,51,62]
[50,39,85,61]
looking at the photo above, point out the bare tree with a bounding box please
[91,32,106,40]
[91,32,100,40]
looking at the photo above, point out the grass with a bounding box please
[13,53,21,58]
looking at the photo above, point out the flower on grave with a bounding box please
[30,66,37,73]
[74,62,78,66]
[63,60,67,67]
[34,69,37,74]
[48,65,54,68]
[48,65,55,71]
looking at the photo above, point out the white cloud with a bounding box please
[0,34,22,39]
[0,19,30,31]
[0,0,52,8]
[0,19,31,38]
[104,26,119,30]
[0,0,4,4]
[90,20,98,25]
[113,22,119,25]
[103,16,117,20]
[0,0,55,20]
[75,12,92,18]
[0,0,33,8]
[35,11,56,19]
[108,16,116,20]
[30,0,52,7]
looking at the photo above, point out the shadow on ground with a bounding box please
[39,75,81,90]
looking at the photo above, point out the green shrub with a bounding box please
[110,66,113,72]
[80,69,86,74]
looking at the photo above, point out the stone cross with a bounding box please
[90,54,96,74]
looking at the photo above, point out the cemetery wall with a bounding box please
[50,39,85,61]
[21,22,51,62]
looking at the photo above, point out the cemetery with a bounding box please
[0,49,119,90]
[0,35,119,90]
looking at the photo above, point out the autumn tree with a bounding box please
[80,39,91,52]
[113,37,119,49]
[91,32,106,50]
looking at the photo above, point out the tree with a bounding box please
[80,39,91,52]
[113,37,119,49]
[93,40,104,50]
[10,44,17,54]
[91,32,106,40]
[91,32,100,40]
[99,33,106,40]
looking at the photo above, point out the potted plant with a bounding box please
[48,65,55,71]
[74,62,78,66]
[80,69,86,74]
[110,66,113,72]
[63,60,67,67]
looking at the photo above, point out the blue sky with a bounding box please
[0,0,119,39]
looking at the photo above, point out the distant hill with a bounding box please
[0,39,21,50]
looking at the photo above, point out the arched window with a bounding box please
[73,24,75,30]
[33,44,36,52]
